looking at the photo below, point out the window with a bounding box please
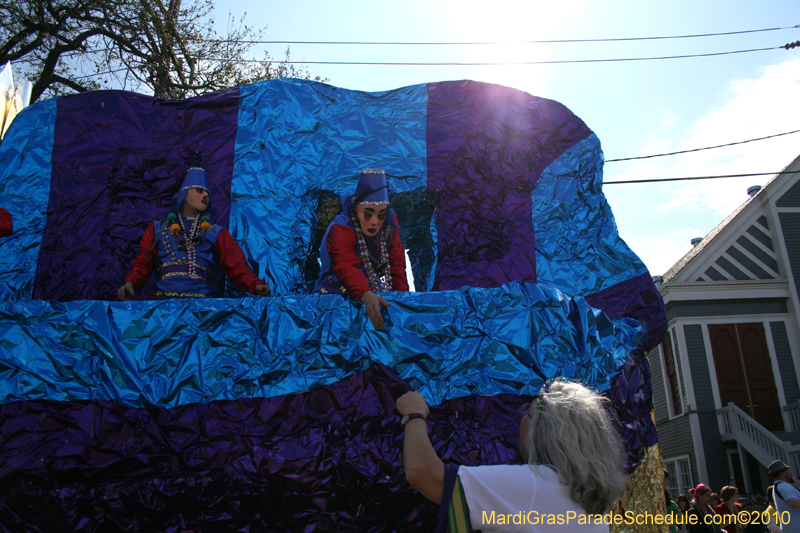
[665,462,678,494]
[661,332,683,416]
[679,459,693,495]
[664,457,693,499]
[671,328,688,410]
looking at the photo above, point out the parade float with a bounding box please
[0,79,666,531]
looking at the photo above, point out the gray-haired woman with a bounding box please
[396,379,627,532]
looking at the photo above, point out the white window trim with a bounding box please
[660,326,687,420]
[672,327,690,415]
[726,449,744,490]
[664,455,694,499]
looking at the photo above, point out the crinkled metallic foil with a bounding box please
[0,282,644,408]
[0,81,667,350]
[0,364,527,531]
[232,81,428,296]
[533,135,648,296]
[610,348,659,471]
[0,78,668,531]
[0,99,56,301]
[611,443,668,533]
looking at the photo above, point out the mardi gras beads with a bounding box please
[351,211,392,292]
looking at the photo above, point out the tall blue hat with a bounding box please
[172,167,212,215]
[342,169,398,230]
[350,169,390,206]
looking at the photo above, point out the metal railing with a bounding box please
[784,401,800,433]
[718,402,800,474]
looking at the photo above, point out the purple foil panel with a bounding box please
[608,348,658,472]
[0,364,526,532]
[585,272,668,352]
[426,81,592,291]
[586,273,665,470]
[33,89,240,302]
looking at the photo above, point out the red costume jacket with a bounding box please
[124,221,264,295]
[317,212,409,300]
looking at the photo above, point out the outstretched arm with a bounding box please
[396,391,444,504]
[326,224,392,329]
[361,290,389,330]
[215,228,269,295]
[326,225,371,300]
[120,222,158,300]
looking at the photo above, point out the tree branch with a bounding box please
[2,0,325,102]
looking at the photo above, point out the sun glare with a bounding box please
[444,0,574,95]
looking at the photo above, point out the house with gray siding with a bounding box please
[651,153,800,498]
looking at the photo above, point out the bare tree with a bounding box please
[1,0,325,103]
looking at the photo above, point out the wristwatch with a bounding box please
[401,413,427,427]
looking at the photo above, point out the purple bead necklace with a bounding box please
[351,212,392,292]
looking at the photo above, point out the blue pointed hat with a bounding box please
[352,169,389,205]
[172,167,212,214]
[342,169,398,230]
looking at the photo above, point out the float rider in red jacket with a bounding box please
[314,169,409,330]
[118,167,270,300]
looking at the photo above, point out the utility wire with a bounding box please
[229,25,800,46]
[606,129,800,162]
[31,72,800,187]
[604,171,800,185]
[190,45,781,66]
[26,41,799,76]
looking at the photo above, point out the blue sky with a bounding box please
[223,1,800,275]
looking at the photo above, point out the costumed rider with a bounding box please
[314,169,409,330]
[118,167,270,300]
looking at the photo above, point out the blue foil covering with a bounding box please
[0,81,664,329]
[0,282,644,409]
[232,80,428,295]
[0,364,526,531]
[533,134,649,296]
[0,100,57,301]
[0,79,668,528]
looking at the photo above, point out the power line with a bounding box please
[229,25,800,46]
[19,40,797,78]
[604,171,800,185]
[606,129,800,162]
[24,69,800,187]
[57,43,791,79]
[195,45,780,66]
[59,45,782,72]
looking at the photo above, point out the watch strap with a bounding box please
[401,413,427,427]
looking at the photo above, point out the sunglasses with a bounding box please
[361,209,387,221]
